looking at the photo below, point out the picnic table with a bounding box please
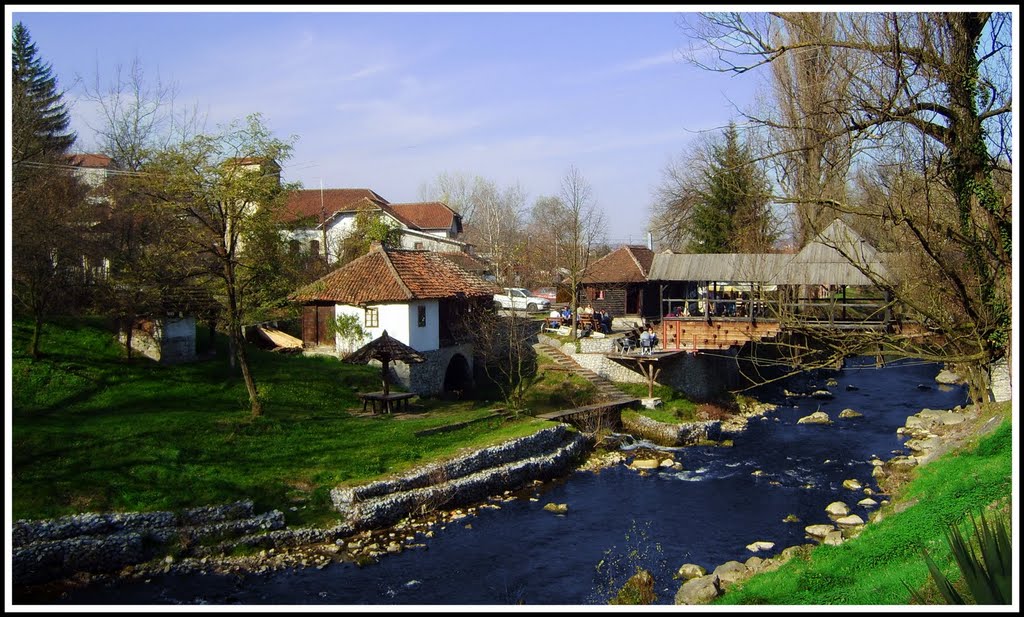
[358,391,416,414]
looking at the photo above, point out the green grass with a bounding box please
[11,317,549,526]
[616,382,701,423]
[714,402,1013,605]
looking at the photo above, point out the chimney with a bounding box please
[647,231,653,251]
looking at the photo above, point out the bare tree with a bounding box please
[421,172,527,285]
[764,12,856,247]
[78,57,207,357]
[559,165,606,339]
[80,55,204,171]
[682,11,1013,401]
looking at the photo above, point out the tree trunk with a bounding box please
[225,263,261,416]
[30,313,42,360]
[234,327,262,417]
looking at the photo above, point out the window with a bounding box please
[289,240,301,254]
[365,307,378,328]
[414,241,424,250]
[597,289,606,300]
[309,239,320,256]
[417,305,427,327]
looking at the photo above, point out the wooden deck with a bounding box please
[659,318,783,352]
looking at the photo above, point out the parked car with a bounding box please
[531,287,558,302]
[493,287,552,312]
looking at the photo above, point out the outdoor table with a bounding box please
[358,391,416,414]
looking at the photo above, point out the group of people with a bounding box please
[616,323,659,355]
[548,304,613,335]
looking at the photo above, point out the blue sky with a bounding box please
[8,6,764,244]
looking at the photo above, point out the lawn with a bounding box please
[11,317,550,526]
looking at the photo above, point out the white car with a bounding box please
[493,287,552,312]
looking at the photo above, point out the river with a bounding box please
[34,356,969,606]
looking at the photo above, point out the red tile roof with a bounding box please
[437,251,491,274]
[388,202,461,231]
[290,246,501,305]
[67,153,115,168]
[582,245,654,284]
[279,188,389,224]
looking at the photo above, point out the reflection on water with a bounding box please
[33,357,969,606]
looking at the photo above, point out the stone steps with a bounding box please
[535,342,625,399]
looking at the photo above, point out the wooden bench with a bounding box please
[358,391,416,414]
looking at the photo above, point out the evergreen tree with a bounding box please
[11,21,75,177]
[688,123,775,253]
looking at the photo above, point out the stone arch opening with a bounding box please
[443,353,472,394]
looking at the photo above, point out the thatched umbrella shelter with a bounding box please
[343,330,425,396]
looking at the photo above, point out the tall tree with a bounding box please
[651,123,776,253]
[766,12,855,247]
[11,21,87,358]
[11,21,75,183]
[683,11,1013,402]
[140,114,297,416]
[12,170,92,359]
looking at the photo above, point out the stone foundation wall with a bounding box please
[391,343,475,396]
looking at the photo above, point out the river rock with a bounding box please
[542,503,568,515]
[810,390,834,400]
[805,524,835,539]
[935,368,963,385]
[858,497,878,507]
[835,514,865,528]
[744,556,764,571]
[783,514,801,523]
[823,530,845,546]
[745,541,774,553]
[712,560,749,587]
[675,573,721,605]
[825,501,850,517]
[838,408,863,419]
[629,458,660,470]
[613,568,656,605]
[842,478,863,490]
[675,563,706,580]
[797,411,832,425]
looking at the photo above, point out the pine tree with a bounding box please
[688,123,775,253]
[11,22,75,176]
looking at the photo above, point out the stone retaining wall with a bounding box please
[620,412,723,446]
[331,425,590,530]
[13,426,593,587]
[12,500,285,585]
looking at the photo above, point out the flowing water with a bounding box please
[33,357,969,606]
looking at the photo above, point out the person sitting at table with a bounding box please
[560,306,573,325]
[581,303,595,316]
[600,310,613,334]
[548,310,562,328]
[645,324,659,350]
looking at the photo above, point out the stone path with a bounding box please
[533,341,627,401]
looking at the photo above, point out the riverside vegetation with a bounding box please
[11,317,1014,605]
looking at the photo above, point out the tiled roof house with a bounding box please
[279,189,472,262]
[289,245,501,395]
[579,245,659,318]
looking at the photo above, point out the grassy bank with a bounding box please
[11,318,549,526]
[714,400,1013,605]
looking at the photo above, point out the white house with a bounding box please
[289,244,501,395]
[277,188,474,261]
